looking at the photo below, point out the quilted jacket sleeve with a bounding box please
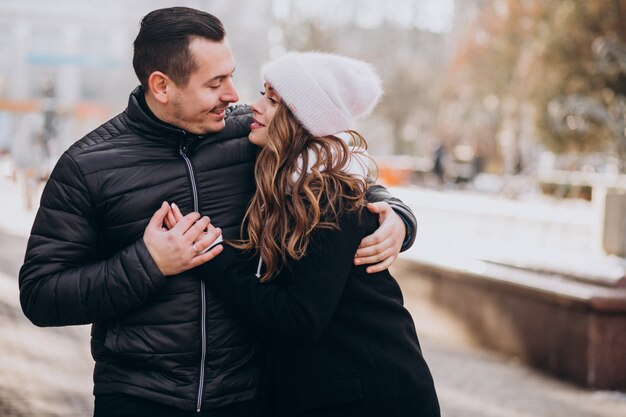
[364,183,418,251]
[19,152,167,327]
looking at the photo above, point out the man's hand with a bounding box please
[143,202,223,276]
[354,202,406,273]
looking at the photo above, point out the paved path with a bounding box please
[396,265,626,417]
[0,171,93,416]
[1,174,626,416]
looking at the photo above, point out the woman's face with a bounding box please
[249,82,281,147]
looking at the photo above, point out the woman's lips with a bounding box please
[250,118,265,130]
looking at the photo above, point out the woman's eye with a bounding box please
[260,90,278,104]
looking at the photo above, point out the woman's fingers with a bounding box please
[171,203,184,222]
[165,204,177,230]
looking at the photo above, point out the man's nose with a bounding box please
[222,79,239,103]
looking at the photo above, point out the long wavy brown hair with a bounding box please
[236,104,369,282]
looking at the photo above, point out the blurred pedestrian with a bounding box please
[432,141,446,185]
[10,112,47,209]
[18,7,418,417]
[0,78,12,157]
[39,77,60,172]
[0,110,11,156]
[10,79,61,209]
[165,52,440,417]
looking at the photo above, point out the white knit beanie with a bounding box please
[261,52,383,137]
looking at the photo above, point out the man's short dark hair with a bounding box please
[133,7,226,88]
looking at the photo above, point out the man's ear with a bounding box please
[147,71,171,104]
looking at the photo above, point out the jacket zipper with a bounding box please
[179,141,207,413]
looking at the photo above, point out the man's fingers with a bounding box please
[355,240,388,259]
[365,255,396,274]
[171,212,202,234]
[367,202,392,224]
[366,201,389,215]
[183,216,211,242]
[189,244,224,268]
[147,202,170,229]
[357,202,405,271]
[358,227,392,250]
[205,222,219,236]
[192,228,222,253]
[183,216,210,243]
[354,247,395,266]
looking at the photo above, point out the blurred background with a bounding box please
[1,1,626,416]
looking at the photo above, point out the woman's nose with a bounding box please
[251,99,263,115]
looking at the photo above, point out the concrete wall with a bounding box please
[395,258,626,390]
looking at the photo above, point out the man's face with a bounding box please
[167,37,239,135]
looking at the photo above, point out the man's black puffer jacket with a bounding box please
[19,87,262,411]
[19,87,418,412]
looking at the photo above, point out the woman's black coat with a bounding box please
[205,210,440,417]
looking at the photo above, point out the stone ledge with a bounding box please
[396,257,626,390]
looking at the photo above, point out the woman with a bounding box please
[172,52,440,417]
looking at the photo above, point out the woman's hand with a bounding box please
[163,203,186,229]
[143,202,224,276]
[354,202,405,273]
[164,203,222,252]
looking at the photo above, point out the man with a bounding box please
[19,7,417,417]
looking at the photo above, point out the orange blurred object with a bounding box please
[378,165,413,186]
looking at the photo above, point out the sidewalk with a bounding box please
[395,264,626,417]
[1,174,626,416]
[0,173,92,416]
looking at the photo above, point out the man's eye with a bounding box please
[259,90,266,96]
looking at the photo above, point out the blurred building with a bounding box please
[1,0,135,108]
[0,0,462,160]
[0,0,273,113]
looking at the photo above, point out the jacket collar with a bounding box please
[124,85,209,144]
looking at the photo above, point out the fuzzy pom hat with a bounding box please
[260,52,383,137]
